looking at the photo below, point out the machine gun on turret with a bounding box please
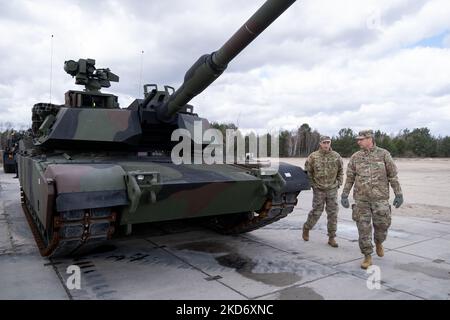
[63,58,120,108]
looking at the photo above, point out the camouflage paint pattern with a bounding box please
[38,107,142,146]
[342,146,402,201]
[352,200,391,255]
[343,145,401,255]
[304,187,338,237]
[303,149,342,237]
[118,161,269,224]
[304,149,343,190]
[44,164,126,193]
[19,153,308,227]
[18,155,56,227]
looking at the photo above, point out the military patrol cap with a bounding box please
[356,129,373,139]
[319,135,331,142]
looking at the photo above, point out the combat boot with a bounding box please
[376,242,384,257]
[302,226,309,241]
[360,255,372,269]
[328,237,338,248]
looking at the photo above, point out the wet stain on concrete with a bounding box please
[216,253,302,286]
[216,252,254,269]
[396,262,450,280]
[433,259,445,264]
[244,271,301,287]
[277,286,324,300]
[175,241,230,254]
[175,241,301,286]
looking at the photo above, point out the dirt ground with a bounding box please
[281,157,450,223]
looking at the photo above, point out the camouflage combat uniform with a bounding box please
[304,149,343,237]
[342,145,402,255]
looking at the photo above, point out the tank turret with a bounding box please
[31,0,296,152]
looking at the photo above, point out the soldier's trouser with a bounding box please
[352,200,392,255]
[304,187,338,237]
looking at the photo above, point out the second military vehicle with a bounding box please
[1,130,20,174]
[18,0,309,257]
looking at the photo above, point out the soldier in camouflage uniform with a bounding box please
[341,130,403,269]
[302,135,343,247]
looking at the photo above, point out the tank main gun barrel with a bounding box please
[157,0,296,121]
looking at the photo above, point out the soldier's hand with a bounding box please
[393,194,403,208]
[341,195,349,208]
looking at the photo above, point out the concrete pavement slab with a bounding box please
[393,238,450,264]
[1,200,42,255]
[50,238,245,300]
[273,215,433,252]
[0,253,68,299]
[149,231,338,299]
[382,229,434,250]
[0,224,12,255]
[244,228,362,266]
[382,215,450,238]
[257,272,420,300]
[441,234,450,240]
[335,250,450,299]
[295,207,445,250]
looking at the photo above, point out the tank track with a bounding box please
[211,191,299,234]
[20,187,117,258]
[20,186,298,255]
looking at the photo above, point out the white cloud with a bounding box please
[1,0,450,136]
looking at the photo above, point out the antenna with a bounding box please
[138,50,144,96]
[49,34,54,104]
[236,111,242,128]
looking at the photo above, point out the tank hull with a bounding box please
[18,153,309,256]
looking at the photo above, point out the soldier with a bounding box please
[302,135,343,247]
[341,130,403,269]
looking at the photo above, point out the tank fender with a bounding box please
[276,162,310,193]
[44,164,129,211]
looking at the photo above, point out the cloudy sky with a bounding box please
[1,0,450,136]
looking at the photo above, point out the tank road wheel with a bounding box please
[209,212,255,233]
[209,192,299,234]
[21,190,118,257]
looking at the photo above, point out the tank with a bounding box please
[18,0,309,257]
[1,130,20,174]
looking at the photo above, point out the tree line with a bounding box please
[2,121,450,157]
[330,127,450,157]
[211,122,450,158]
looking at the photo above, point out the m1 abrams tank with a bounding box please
[18,0,309,257]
